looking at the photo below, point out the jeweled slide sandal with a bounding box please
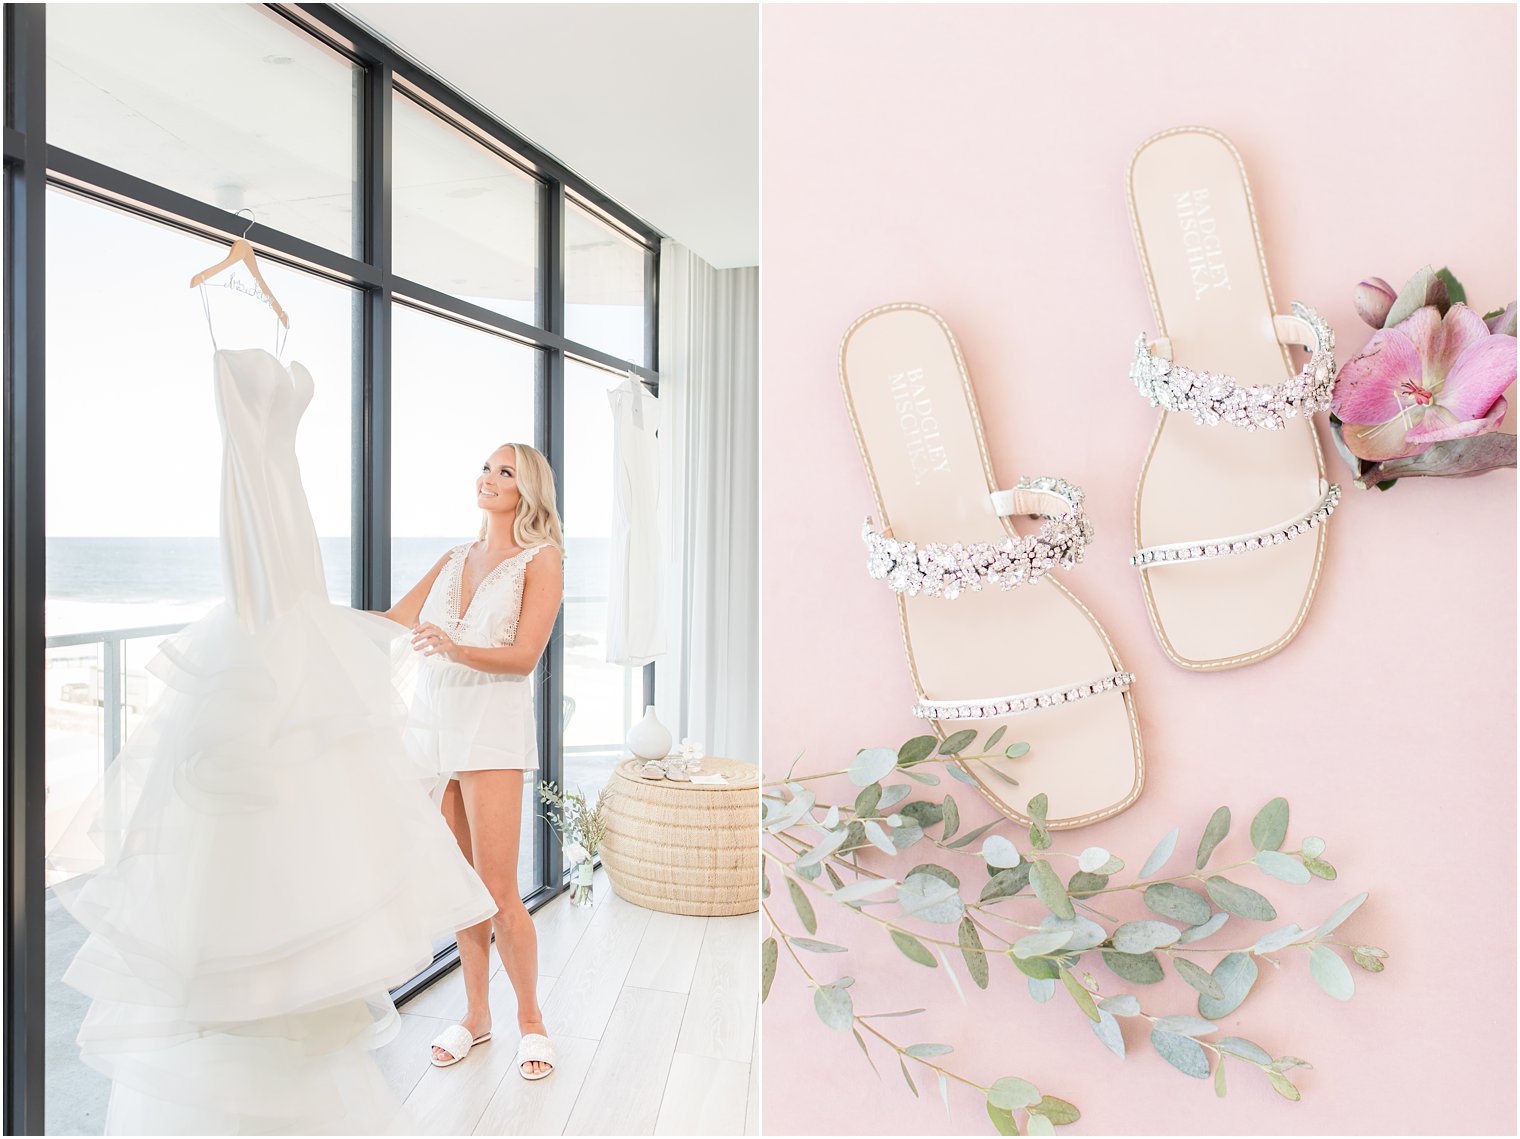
[839,303,1144,828]
[1126,126,1341,670]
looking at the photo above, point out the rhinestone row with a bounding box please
[913,671,1135,721]
[863,477,1093,599]
[1130,485,1342,568]
[1130,302,1337,431]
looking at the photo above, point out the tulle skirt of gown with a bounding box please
[47,592,498,1134]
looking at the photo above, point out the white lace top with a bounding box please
[426,542,547,649]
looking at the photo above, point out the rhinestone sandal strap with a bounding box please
[1130,302,1338,431]
[913,671,1135,722]
[1130,485,1341,568]
[864,476,1094,599]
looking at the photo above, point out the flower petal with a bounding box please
[1405,394,1508,445]
[1331,328,1421,425]
[1353,278,1397,328]
[1486,302,1517,337]
[1425,305,1496,389]
[1340,413,1431,462]
[1437,332,1517,421]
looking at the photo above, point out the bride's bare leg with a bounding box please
[431,777,495,1063]
[458,769,550,1074]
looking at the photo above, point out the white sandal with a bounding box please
[515,1032,557,1080]
[839,303,1144,828]
[429,1024,491,1068]
[1125,126,1341,670]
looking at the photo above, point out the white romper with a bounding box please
[405,542,549,777]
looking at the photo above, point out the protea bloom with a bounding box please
[1332,303,1517,462]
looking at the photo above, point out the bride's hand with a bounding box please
[411,622,464,661]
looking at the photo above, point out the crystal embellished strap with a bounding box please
[912,671,1135,721]
[864,476,1094,599]
[1130,302,1337,431]
[1130,485,1341,568]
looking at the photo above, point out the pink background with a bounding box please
[759,5,1515,1136]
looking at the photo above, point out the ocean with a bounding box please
[45,535,610,634]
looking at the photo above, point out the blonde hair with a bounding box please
[480,442,565,552]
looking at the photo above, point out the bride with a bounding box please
[382,442,564,1079]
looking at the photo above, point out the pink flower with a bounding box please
[1353,277,1398,328]
[1332,303,1517,462]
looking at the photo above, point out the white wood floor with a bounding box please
[376,867,760,1136]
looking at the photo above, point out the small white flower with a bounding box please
[563,842,590,865]
[679,737,705,761]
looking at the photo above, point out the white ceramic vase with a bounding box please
[626,705,673,760]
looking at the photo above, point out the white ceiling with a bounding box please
[341,3,759,269]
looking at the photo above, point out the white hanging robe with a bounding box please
[606,376,666,665]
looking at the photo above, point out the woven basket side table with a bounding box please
[600,757,758,917]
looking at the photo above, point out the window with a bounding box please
[46,4,360,253]
[390,305,541,896]
[565,199,652,364]
[392,92,541,323]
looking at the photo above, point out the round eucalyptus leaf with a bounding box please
[1249,797,1289,852]
[980,863,1032,902]
[904,1042,953,1059]
[814,983,853,1031]
[1013,953,1059,981]
[1150,1027,1210,1079]
[1304,856,1338,880]
[1255,849,1310,884]
[849,747,898,787]
[1111,920,1182,954]
[986,1102,1019,1137]
[797,827,849,868]
[907,863,960,889]
[822,805,840,830]
[853,783,882,818]
[1032,1095,1080,1126]
[1027,1113,1056,1136]
[1144,882,1212,926]
[1097,994,1140,1017]
[982,835,1022,869]
[1268,1072,1301,1101]
[1040,915,1109,952]
[861,819,895,856]
[889,820,926,852]
[1013,929,1074,958]
[1301,835,1326,858]
[896,873,964,925]
[879,783,913,810]
[898,735,937,764]
[987,1076,1041,1111]
[1309,944,1355,1000]
[1067,871,1109,898]
[1026,792,1049,823]
[938,729,977,756]
[1204,876,1277,921]
[1005,742,1031,759]
[1077,846,1111,873]
[941,794,961,841]
[1198,951,1258,1020]
[1101,949,1164,985]
[1216,1036,1272,1064]
[1027,976,1057,1003]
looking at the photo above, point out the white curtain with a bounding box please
[654,241,759,762]
[605,376,665,666]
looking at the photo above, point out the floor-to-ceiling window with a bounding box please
[6,5,660,1133]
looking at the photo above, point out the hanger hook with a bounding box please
[233,208,256,240]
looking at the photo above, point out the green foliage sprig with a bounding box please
[760,730,1389,1133]
[537,779,612,857]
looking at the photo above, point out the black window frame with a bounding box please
[2,5,663,1132]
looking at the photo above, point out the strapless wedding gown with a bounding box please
[47,348,497,1134]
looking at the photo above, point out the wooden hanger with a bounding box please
[188,210,290,329]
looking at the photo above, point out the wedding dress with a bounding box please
[47,345,497,1133]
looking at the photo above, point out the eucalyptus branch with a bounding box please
[761,727,1390,1130]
